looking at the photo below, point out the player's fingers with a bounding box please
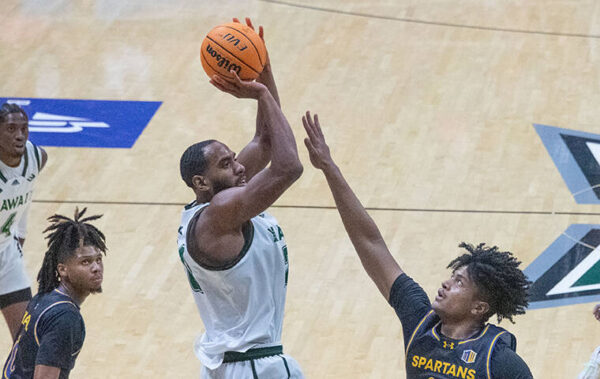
[212,75,234,89]
[302,115,312,136]
[212,77,239,95]
[230,69,243,85]
[211,82,231,93]
[209,80,229,93]
[313,114,324,139]
[307,111,321,139]
[303,113,317,140]
[303,116,319,143]
[305,111,315,129]
[233,18,240,23]
[210,76,225,88]
[246,17,254,30]
[259,26,264,40]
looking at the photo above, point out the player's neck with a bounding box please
[439,319,483,340]
[0,151,22,167]
[57,282,88,306]
[196,192,212,204]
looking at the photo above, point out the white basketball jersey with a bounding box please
[0,141,42,250]
[177,201,289,370]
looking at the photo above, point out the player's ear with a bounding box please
[57,263,68,278]
[472,301,490,318]
[192,175,210,192]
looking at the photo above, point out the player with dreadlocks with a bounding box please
[302,111,533,378]
[3,207,106,379]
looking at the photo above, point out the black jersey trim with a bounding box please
[184,200,197,210]
[0,170,7,183]
[250,359,258,379]
[20,148,28,177]
[185,206,254,271]
[281,356,291,377]
[33,144,41,171]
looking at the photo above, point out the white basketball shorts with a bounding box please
[0,237,30,296]
[201,354,304,379]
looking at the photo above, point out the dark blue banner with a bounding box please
[1,97,162,148]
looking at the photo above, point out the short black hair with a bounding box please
[0,103,28,124]
[179,139,216,188]
[447,242,530,323]
[37,208,107,294]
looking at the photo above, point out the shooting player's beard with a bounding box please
[212,178,236,195]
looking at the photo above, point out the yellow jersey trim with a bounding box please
[405,310,435,359]
[431,321,441,341]
[486,331,507,379]
[459,324,490,345]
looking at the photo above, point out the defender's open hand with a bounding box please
[303,111,334,170]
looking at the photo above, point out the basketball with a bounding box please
[200,22,267,81]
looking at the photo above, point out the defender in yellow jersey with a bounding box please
[302,111,533,378]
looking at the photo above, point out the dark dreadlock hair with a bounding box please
[180,139,217,188]
[0,103,28,124]
[37,207,107,294]
[447,242,530,324]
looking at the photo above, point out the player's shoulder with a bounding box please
[200,188,250,228]
[33,292,82,332]
[25,140,45,172]
[491,339,532,378]
[37,291,81,316]
[208,186,244,209]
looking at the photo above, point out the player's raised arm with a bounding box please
[206,72,302,229]
[302,111,402,299]
[235,17,279,181]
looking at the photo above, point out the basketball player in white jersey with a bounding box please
[178,18,304,379]
[577,305,600,378]
[0,103,48,341]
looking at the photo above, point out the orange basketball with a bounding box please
[200,22,267,81]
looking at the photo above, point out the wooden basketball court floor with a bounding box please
[2,0,600,377]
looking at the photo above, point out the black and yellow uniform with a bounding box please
[389,274,532,379]
[3,289,85,379]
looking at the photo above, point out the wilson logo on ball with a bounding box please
[205,43,242,75]
[200,22,267,81]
